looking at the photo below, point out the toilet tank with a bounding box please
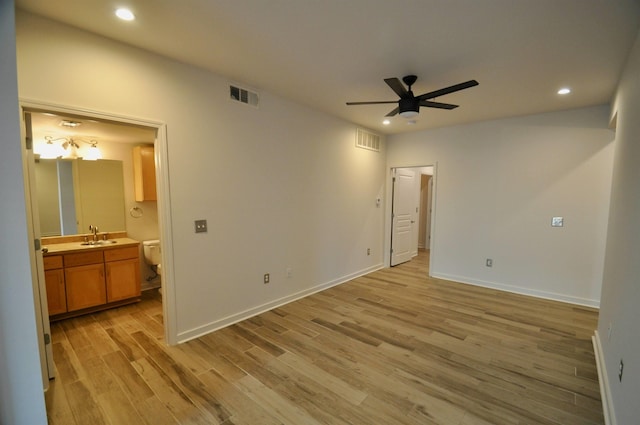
[143,239,161,265]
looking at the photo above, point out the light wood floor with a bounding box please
[45,251,603,424]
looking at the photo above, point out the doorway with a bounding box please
[388,165,435,269]
[20,101,175,387]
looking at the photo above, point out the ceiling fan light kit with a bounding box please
[347,75,478,119]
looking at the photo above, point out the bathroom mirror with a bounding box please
[34,158,126,236]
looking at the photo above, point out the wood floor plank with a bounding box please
[132,330,232,424]
[44,378,75,425]
[132,357,216,425]
[64,380,109,425]
[45,251,604,425]
[196,368,283,425]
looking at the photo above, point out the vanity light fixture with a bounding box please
[43,135,103,161]
[84,142,103,161]
[39,138,65,159]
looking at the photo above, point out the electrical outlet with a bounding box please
[619,359,624,382]
[486,258,493,267]
[367,248,371,256]
[286,267,292,278]
[263,273,270,284]
[194,219,207,233]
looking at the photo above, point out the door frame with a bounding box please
[19,99,178,386]
[384,163,437,273]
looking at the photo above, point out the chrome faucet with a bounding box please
[89,224,99,242]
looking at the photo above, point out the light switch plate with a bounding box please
[551,217,564,227]
[195,219,208,233]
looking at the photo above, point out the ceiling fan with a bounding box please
[346,75,479,118]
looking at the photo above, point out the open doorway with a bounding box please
[20,101,175,387]
[389,165,435,271]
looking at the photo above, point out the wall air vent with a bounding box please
[355,128,380,152]
[230,84,259,107]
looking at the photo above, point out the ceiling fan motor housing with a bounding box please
[399,96,419,115]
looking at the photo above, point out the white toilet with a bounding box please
[143,240,162,286]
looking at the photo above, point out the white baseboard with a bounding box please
[593,331,615,425]
[176,263,384,343]
[431,272,600,308]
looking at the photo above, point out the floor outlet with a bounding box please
[263,273,270,284]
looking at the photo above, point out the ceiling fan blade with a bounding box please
[419,100,459,110]
[417,80,479,100]
[384,78,408,98]
[346,100,398,105]
[385,107,399,117]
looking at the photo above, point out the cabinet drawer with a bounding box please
[64,250,104,267]
[43,255,63,270]
[104,246,139,262]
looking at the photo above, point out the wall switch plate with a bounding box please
[551,217,564,227]
[486,258,493,267]
[195,219,208,233]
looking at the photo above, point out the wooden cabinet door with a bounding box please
[65,263,106,311]
[45,269,67,315]
[106,258,141,302]
[133,146,157,201]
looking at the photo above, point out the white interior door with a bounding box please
[22,111,55,384]
[391,168,415,266]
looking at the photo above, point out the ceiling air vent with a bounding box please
[355,128,380,152]
[230,84,259,107]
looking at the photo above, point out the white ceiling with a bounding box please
[16,0,640,135]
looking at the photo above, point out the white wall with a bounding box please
[387,106,614,306]
[598,28,640,424]
[0,1,48,423]
[15,11,386,341]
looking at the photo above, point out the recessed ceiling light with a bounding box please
[557,88,571,95]
[382,119,390,125]
[59,120,82,128]
[115,8,135,21]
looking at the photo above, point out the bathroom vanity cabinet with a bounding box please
[43,255,66,315]
[43,239,141,320]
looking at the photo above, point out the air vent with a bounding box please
[355,128,380,152]
[230,84,259,107]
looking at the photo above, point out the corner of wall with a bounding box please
[593,331,616,425]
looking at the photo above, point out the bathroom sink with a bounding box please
[81,240,118,246]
